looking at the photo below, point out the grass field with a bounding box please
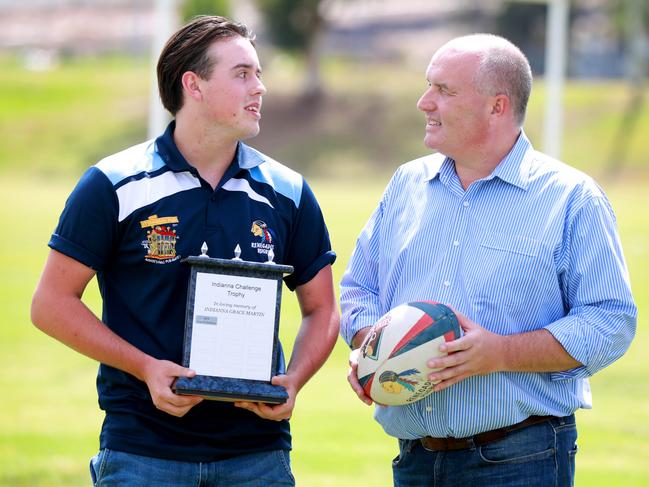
[0,54,648,486]
[1,175,647,486]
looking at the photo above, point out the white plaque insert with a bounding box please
[189,272,277,381]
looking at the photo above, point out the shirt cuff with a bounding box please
[49,234,103,271]
[545,315,603,379]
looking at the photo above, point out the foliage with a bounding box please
[257,0,324,51]
[256,0,327,97]
[605,0,649,47]
[180,0,230,22]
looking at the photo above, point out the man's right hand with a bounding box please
[142,358,203,417]
[347,348,373,406]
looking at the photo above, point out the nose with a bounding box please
[417,88,436,112]
[253,77,267,96]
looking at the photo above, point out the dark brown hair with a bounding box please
[157,15,254,115]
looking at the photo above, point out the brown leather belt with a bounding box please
[419,415,555,451]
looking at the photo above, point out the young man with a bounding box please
[341,34,636,486]
[31,15,339,486]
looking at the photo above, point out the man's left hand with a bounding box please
[234,374,296,421]
[426,310,505,392]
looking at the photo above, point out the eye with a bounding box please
[435,84,454,96]
[237,71,248,79]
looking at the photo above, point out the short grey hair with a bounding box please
[441,34,533,126]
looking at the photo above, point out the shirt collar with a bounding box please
[422,130,534,190]
[236,142,267,170]
[154,120,266,173]
[489,130,533,190]
[154,121,191,172]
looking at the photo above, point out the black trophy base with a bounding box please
[173,375,288,404]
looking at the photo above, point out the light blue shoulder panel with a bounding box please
[95,139,165,186]
[240,144,303,208]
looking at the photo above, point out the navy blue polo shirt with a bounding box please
[49,121,336,461]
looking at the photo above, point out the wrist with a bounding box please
[132,352,158,383]
[492,332,511,373]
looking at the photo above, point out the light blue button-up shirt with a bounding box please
[340,132,636,439]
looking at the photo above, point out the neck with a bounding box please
[173,113,238,189]
[453,129,521,190]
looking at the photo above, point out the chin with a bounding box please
[240,127,261,141]
[424,136,440,151]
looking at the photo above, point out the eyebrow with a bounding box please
[231,63,262,74]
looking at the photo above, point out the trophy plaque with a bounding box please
[173,243,293,404]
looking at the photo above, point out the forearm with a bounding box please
[32,250,202,417]
[499,329,581,373]
[430,315,583,390]
[286,305,339,391]
[31,288,154,382]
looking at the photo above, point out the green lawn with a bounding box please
[0,55,149,179]
[0,54,648,486]
[0,174,647,486]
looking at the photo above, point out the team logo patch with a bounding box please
[250,220,275,256]
[140,215,181,264]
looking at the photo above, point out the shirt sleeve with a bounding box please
[283,179,336,291]
[339,178,395,347]
[546,194,637,380]
[48,167,119,271]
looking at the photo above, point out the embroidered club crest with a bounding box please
[140,215,181,264]
[250,220,275,257]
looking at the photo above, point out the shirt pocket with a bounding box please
[469,232,544,332]
[480,232,541,257]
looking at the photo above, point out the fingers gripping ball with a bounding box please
[357,301,461,406]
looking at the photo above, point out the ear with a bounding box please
[181,71,203,102]
[490,94,509,118]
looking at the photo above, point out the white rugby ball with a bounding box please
[357,301,461,406]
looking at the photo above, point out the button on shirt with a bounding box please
[340,132,636,439]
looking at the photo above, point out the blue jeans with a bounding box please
[392,415,577,487]
[89,448,295,486]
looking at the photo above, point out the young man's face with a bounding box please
[197,36,267,141]
[416,48,493,161]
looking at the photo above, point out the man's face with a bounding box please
[381,381,403,394]
[196,36,267,141]
[416,48,492,161]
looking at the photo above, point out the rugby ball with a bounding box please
[357,301,461,406]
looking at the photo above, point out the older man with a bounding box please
[341,34,636,487]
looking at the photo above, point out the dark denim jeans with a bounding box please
[90,448,295,486]
[393,415,577,487]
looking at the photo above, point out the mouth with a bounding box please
[245,102,261,118]
[426,118,441,127]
